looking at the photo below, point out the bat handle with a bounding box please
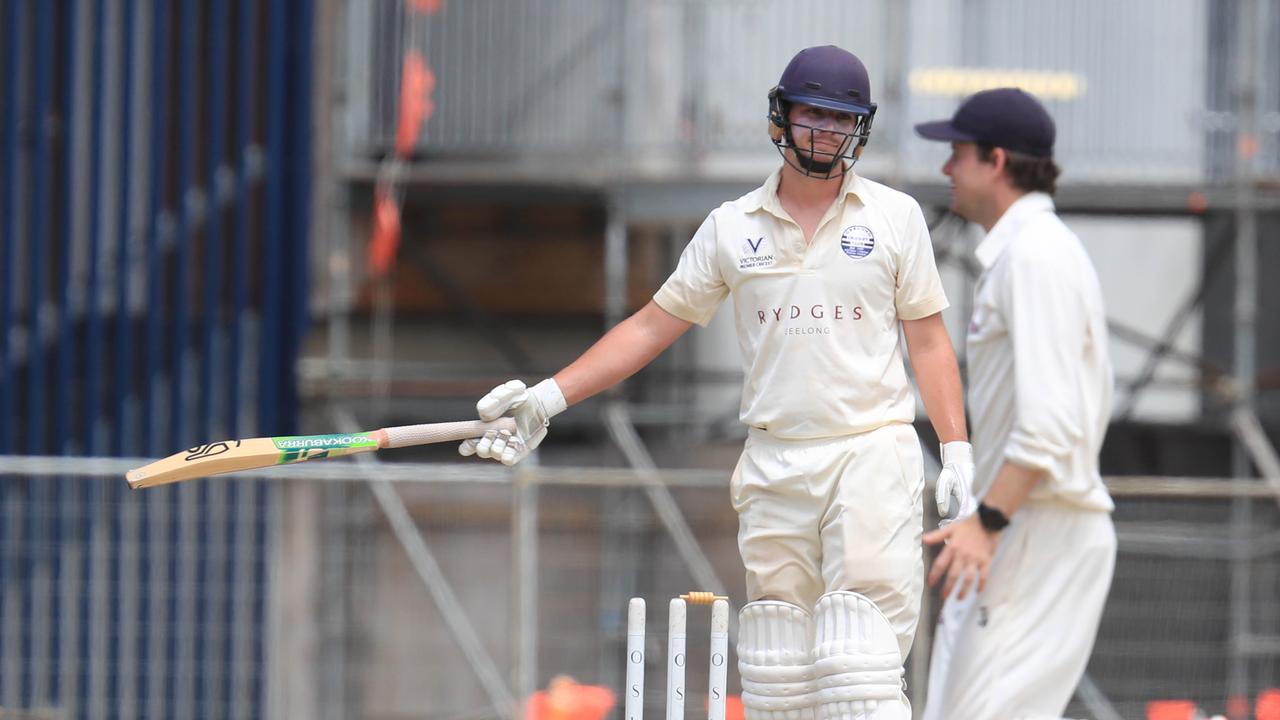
[378,417,518,449]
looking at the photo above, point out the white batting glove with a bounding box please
[458,379,567,466]
[935,441,977,527]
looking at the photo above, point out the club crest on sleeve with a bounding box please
[839,225,875,259]
[739,236,775,270]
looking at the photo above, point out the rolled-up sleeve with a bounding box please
[894,201,949,320]
[653,214,729,326]
[1002,245,1087,478]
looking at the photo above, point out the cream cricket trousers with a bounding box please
[922,503,1116,720]
[730,422,926,661]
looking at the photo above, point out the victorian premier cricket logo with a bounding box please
[739,236,775,270]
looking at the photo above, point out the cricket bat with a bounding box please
[126,417,517,489]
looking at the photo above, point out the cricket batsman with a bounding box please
[464,46,975,719]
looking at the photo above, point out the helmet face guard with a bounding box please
[766,46,878,179]
[768,91,876,178]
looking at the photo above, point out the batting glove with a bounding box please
[459,379,567,466]
[935,441,977,527]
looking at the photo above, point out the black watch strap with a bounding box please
[977,502,1010,531]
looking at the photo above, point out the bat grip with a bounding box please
[380,417,517,449]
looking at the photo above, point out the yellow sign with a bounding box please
[909,68,1086,100]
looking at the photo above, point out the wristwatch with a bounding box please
[977,502,1010,532]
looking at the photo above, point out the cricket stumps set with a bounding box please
[627,592,730,720]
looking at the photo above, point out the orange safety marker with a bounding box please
[1146,699,1199,720]
[715,694,744,720]
[408,0,443,13]
[1257,688,1280,720]
[395,50,436,158]
[524,675,615,720]
[367,185,402,278]
[372,6,440,277]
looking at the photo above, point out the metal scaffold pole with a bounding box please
[1228,0,1262,709]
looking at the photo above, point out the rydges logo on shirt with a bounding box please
[755,304,864,335]
[739,236,775,270]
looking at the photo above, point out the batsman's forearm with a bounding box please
[912,343,968,443]
[903,313,968,443]
[554,325,668,405]
[554,302,691,406]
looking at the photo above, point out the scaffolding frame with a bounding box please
[309,0,1280,714]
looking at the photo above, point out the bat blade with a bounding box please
[126,432,381,489]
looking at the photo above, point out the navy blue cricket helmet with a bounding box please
[768,45,877,176]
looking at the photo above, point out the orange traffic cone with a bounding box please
[524,675,615,720]
[724,694,744,720]
[1257,689,1280,720]
[703,693,745,720]
[1147,700,1200,720]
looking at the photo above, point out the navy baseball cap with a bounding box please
[914,87,1055,158]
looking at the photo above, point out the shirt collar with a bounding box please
[974,192,1055,269]
[748,165,866,217]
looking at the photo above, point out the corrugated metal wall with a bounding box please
[343,0,1280,186]
[0,0,312,717]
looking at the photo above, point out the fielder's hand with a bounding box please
[459,379,567,466]
[924,513,997,600]
[935,441,976,526]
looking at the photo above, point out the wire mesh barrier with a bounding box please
[1076,491,1280,720]
[0,466,274,720]
[0,458,1276,719]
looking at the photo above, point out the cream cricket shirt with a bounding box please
[967,192,1114,511]
[654,168,948,439]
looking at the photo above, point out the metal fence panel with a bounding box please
[0,472,273,720]
[1,459,1275,719]
[906,0,1209,183]
[346,0,1280,186]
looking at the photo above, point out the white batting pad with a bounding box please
[737,601,818,720]
[812,592,909,720]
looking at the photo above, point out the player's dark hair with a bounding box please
[977,143,1060,196]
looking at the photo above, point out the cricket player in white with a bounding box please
[915,88,1117,720]
[463,46,976,720]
